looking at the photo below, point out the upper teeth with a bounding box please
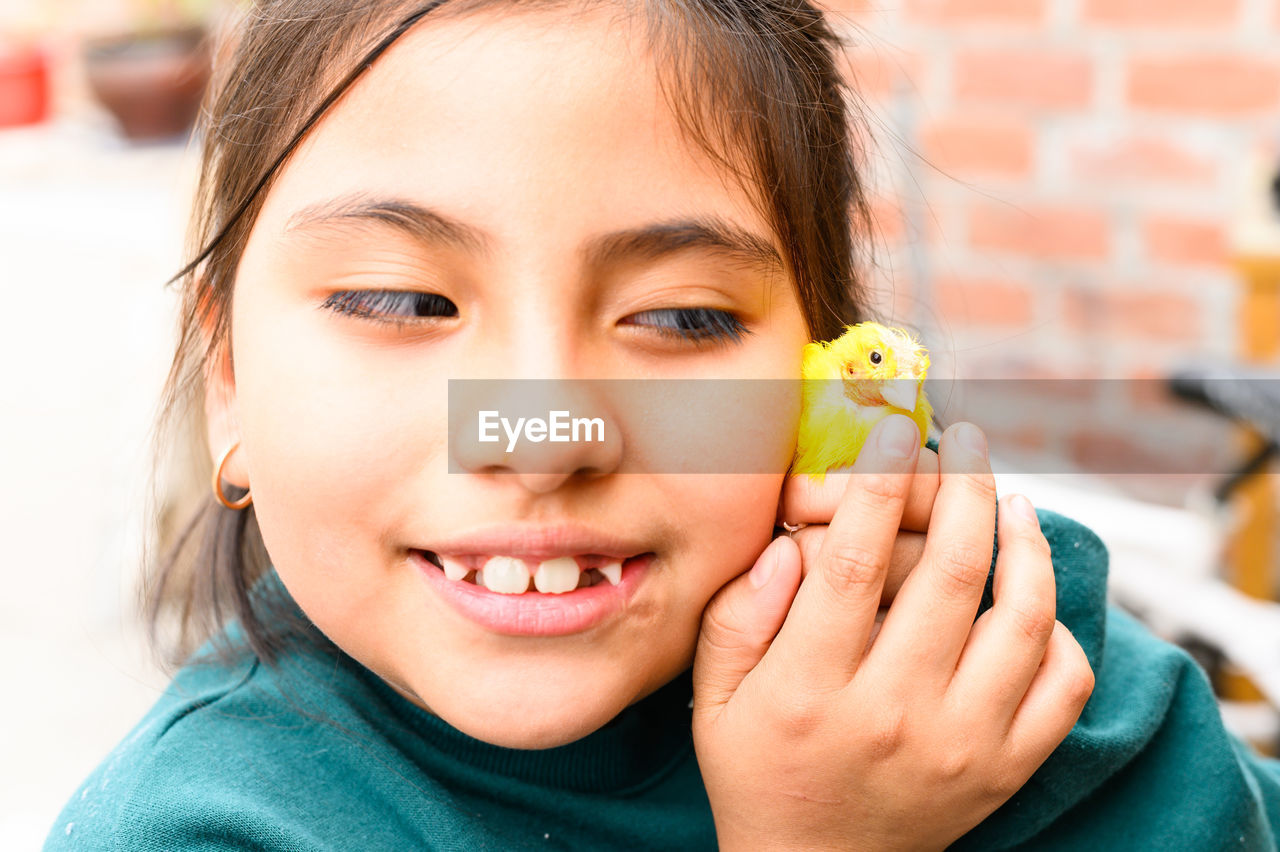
[598,562,622,585]
[481,556,529,594]
[437,554,625,594]
[534,556,579,593]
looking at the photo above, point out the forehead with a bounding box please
[251,4,776,256]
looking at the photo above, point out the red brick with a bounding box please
[954,49,1092,109]
[934,274,1035,325]
[1066,134,1217,188]
[919,114,1035,178]
[1067,427,1195,474]
[1143,217,1228,267]
[1063,286,1201,341]
[969,202,1110,260]
[906,0,1045,26]
[1128,55,1280,115]
[1082,0,1239,28]
[987,422,1048,453]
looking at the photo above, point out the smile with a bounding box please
[412,550,656,636]
[420,551,637,594]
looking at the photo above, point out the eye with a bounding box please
[869,350,882,365]
[320,290,458,328]
[621,308,752,345]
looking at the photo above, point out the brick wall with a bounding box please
[826,0,1277,371]
[824,0,1280,486]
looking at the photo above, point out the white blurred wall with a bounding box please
[0,116,194,848]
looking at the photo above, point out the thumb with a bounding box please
[693,534,803,715]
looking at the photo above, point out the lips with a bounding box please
[421,522,649,562]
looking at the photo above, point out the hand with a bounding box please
[777,440,940,618]
[692,416,1096,852]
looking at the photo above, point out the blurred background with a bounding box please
[3,0,1280,847]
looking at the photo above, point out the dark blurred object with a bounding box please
[1168,364,1280,502]
[83,26,210,142]
[1270,164,1280,216]
[0,40,50,128]
[1168,365,1280,441]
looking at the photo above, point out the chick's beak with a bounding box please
[881,378,920,412]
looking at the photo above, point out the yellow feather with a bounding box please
[792,322,932,480]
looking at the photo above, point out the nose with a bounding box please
[449,377,624,492]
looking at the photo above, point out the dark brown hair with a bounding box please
[142,0,877,669]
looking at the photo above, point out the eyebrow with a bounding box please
[285,195,785,278]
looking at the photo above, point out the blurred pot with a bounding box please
[0,41,50,128]
[83,25,210,142]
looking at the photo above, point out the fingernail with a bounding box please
[1010,493,1038,526]
[750,538,782,589]
[876,415,918,459]
[956,422,987,459]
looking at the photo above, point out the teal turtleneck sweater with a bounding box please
[45,509,1280,850]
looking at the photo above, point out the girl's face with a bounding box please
[207,7,810,748]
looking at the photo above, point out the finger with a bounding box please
[948,494,1056,717]
[693,535,803,716]
[792,525,926,605]
[764,414,920,692]
[868,421,996,680]
[1006,621,1095,766]
[778,448,938,533]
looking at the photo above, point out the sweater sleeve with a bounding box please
[949,508,1280,851]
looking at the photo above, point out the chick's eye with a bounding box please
[321,290,458,327]
[869,350,883,365]
[623,308,751,345]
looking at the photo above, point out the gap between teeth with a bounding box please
[439,554,623,594]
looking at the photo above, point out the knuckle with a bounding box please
[698,597,756,656]
[864,704,909,761]
[1018,524,1053,560]
[959,470,997,504]
[934,745,976,782]
[1071,666,1097,706]
[931,543,990,598]
[980,764,1026,801]
[768,688,830,737]
[1008,597,1056,646]
[1068,655,1096,702]
[1051,622,1096,704]
[855,471,910,508]
[824,543,885,591]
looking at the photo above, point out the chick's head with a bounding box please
[805,322,929,411]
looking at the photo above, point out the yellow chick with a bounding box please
[792,322,932,479]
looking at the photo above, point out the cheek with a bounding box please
[231,315,447,582]
[674,473,780,596]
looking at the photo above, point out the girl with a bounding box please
[46,1,1280,849]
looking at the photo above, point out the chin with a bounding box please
[462,707,615,750]
[455,686,627,750]
[417,660,643,750]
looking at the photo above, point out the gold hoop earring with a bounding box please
[213,440,252,510]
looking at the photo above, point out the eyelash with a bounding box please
[320,290,458,329]
[624,307,752,345]
[321,290,752,345]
